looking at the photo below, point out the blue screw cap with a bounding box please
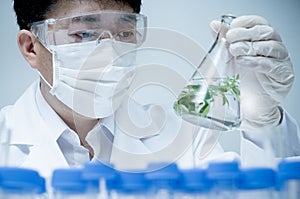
[51,168,87,194]
[238,168,276,190]
[145,163,181,189]
[82,161,117,180]
[0,167,46,194]
[180,169,211,192]
[278,160,300,180]
[207,161,241,189]
[117,171,149,193]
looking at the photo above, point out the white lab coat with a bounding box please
[1,80,300,178]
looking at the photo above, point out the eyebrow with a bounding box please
[71,16,101,23]
[119,15,136,23]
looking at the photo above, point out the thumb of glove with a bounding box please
[209,20,230,39]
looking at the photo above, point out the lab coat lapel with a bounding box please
[21,141,69,178]
[13,112,68,178]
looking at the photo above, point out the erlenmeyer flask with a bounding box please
[174,14,241,131]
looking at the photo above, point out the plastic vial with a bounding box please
[0,167,46,199]
[277,160,300,199]
[113,171,149,199]
[174,14,241,131]
[82,161,118,199]
[206,161,240,199]
[145,163,181,199]
[51,168,98,199]
[238,168,276,199]
[174,169,211,199]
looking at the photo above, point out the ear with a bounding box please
[17,30,40,69]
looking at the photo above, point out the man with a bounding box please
[0,0,299,178]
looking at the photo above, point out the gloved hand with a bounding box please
[210,15,294,130]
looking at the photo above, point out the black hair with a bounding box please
[13,0,141,30]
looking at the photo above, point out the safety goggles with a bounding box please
[31,10,147,50]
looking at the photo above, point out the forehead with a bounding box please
[46,0,133,19]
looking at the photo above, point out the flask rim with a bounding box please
[221,14,237,25]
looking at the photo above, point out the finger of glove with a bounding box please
[231,15,269,29]
[226,25,282,43]
[239,72,281,130]
[229,40,288,59]
[240,103,281,130]
[210,20,228,38]
[235,56,294,102]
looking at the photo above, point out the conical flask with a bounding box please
[174,14,241,131]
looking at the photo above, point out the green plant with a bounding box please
[173,75,240,118]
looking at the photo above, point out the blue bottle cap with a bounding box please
[82,161,118,190]
[145,163,181,189]
[179,169,211,192]
[117,171,149,193]
[278,160,300,180]
[0,167,46,194]
[238,168,276,190]
[82,161,117,180]
[51,168,87,194]
[207,161,240,180]
[207,161,241,189]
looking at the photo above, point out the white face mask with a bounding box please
[40,39,136,118]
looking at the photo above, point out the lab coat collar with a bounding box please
[8,81,46,145]
[35,82,69,141]
[99,113,115,136]
[38,80,116,141]
[10,79,115,146]
[9,80,69,145]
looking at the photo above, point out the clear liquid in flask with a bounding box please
[174,75,241,131]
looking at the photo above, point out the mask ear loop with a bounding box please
[38,71,53,89]
[35,42,54,90]
[31,21,55,89]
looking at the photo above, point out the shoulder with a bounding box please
[0,80,39,126]
[0,105,13,132]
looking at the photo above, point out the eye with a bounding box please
[117,30,136,42]
[78,32,94,39]
[69,30,97,42]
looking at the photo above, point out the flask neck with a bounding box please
[216,14,236,41]
[208,14,236,54]
[221,14,236,27]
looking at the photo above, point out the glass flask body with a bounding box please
[174,15,241,131]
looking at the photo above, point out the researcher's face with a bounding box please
[36,0,134,87]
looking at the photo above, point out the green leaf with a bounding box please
[174,74,240,118]
[199,101,210,117]
[188,84,201,91]
[222,94,229,105]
